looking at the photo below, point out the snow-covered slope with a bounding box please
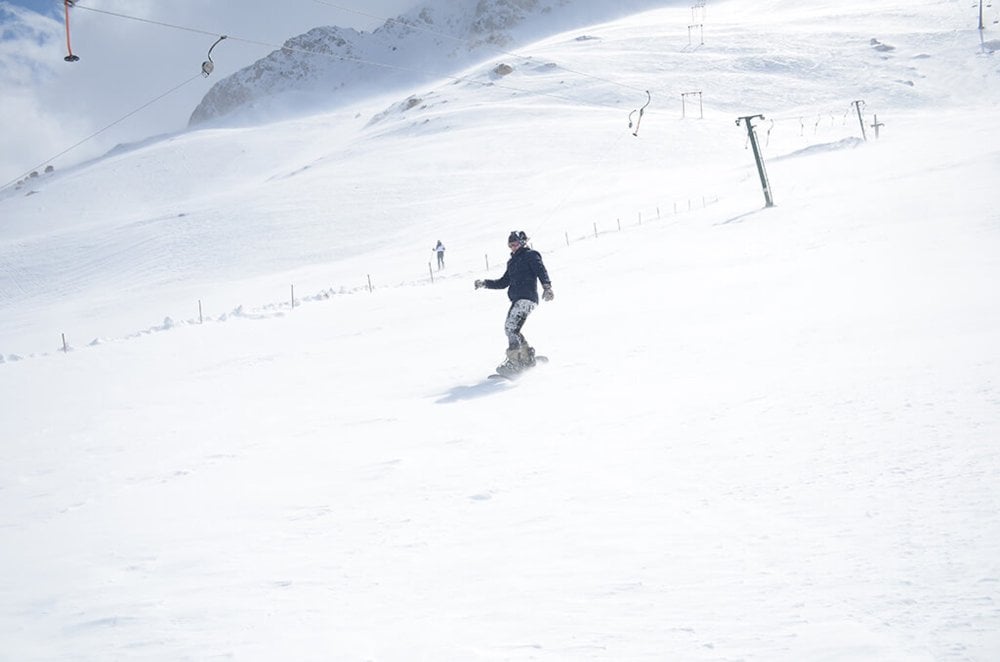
[1,0,1000,660]
[5,0,994,355]
[189,0,673,124]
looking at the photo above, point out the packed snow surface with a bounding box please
[1,0,999,660]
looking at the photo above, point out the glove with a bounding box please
[542,285,554,302]
[474,280,485,290]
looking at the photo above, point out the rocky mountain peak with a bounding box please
[188,0,665,125]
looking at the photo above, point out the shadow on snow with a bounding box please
[435,378,509,404]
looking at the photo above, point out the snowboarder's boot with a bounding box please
[496,345,536,376]
[496,348,522,377]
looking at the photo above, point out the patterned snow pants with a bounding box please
[504,299,537,349]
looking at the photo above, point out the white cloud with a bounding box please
[0,0,418,186]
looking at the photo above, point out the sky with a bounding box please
[0,0,417,187]
[1,0,999,659]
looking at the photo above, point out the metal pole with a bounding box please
[980,0,985,30]
[682,92,703,119]
[852,100,867,141]
[736,114,775,208]
[686,24,704,46]
[870,114,884,139]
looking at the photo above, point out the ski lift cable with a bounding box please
[2,73,203,191]
[71,4,222,39]
[766,104,857,123]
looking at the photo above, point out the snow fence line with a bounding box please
[3,195,720,364]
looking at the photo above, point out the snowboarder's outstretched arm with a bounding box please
[475,270,509,290]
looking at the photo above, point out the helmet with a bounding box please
[508,230,527,245]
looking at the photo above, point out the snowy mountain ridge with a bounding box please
[189,0,672,124]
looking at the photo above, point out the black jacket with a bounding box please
[484,246,551,303]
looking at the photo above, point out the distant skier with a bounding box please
[434,240,446,270]
[475,231,554,376]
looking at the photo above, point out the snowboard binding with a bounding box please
[492,345,545,379]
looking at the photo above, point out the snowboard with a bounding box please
[488,355,548,380]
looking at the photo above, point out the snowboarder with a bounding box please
[475,231,554,376]
[434,240,446,270]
